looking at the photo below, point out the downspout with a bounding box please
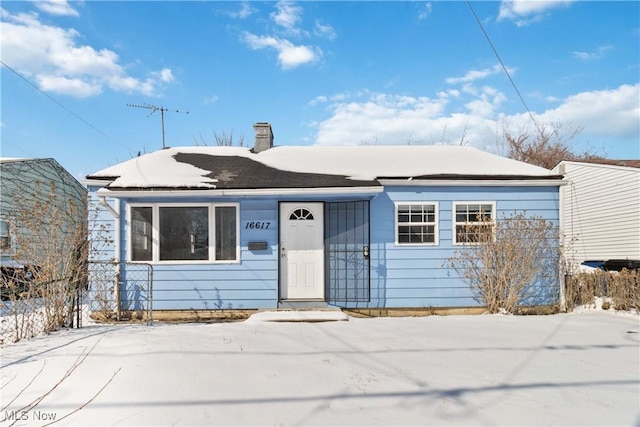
[100,196,122,320]
[100,196,119,219]
[555,165,572,313]
[558,179,566,312]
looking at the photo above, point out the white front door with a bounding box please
[280,202,324,300]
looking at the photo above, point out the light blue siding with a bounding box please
[87,183,561,311]
[87,188,117,262]
[346,185,561,309]
[86,187,120,310]
[116,197,280,310]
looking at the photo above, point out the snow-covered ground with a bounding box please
[1,311,638,426]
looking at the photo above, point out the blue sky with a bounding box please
[1,0,639,179]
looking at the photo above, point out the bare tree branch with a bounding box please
[1,159,88,343]
[500,122,603,169]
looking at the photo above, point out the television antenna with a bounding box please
[127,103,189,149]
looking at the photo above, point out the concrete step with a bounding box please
[246,308,349,323]
[278,300,329,309]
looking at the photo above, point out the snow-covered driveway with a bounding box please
[1,312,638,426]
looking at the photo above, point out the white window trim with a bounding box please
[0,219,13,254]
[212,203,241,263]
[394,202,439,246]
[129,206,153,261]
[453,201,496,246]
[127,203,240,264]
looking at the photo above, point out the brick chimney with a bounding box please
[253,122,274,153]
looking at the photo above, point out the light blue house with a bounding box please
[85,123,563,315]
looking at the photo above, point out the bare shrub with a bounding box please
[1,268,42,345]
[565,269,611,310]
[1,166,87,343]
[447,213,559,314]
[564,273,596,311]
[565,269,640,312]
[609,269,640,311]
[83,194,118,321]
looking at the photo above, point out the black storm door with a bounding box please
[325,201,370,303]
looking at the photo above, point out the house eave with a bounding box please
[96,186,385,198]
[84,178,116,187]
[378,177,567,187]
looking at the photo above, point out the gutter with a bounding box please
[96,186,385,198]
[378,178,568,187]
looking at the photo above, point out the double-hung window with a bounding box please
[454,202,495,244]
[0,220,11,253]
[395,203,438,245]
[131,208,153,261]
[214,206,238,261]
[129,204,239,263]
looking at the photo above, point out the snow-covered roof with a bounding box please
[554,158,640,170]
[87,145,560,190]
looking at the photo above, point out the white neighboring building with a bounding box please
[553,159,640,265]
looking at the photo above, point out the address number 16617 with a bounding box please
[245,221,271,229]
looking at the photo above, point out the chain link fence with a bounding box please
[1,262,152,347]
[85,261,153,323]
[0,292,46,347]
[0,267,80,346]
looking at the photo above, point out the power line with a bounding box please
[0,60,136,153]
[0,136,41,159]
[465,1,541,134]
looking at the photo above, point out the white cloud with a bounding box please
[313,92,474,146]
[242,32,319,69]
[31,0,80,17]
[203,95,219,105]
[438,89,460,99]
[570,45,612,61]
[151,68,175,83]
[537,84,640,140]
[309,95,328,106]
[311,84,639,154]
[465,86,507,117]
[445,64,509,85]
[444,65,512,117]
[229,2,256,19]
[314,20,336,40]
[418,2,432,21]
[0,9,174,98]
[309,92,360,108]
[271,1,303,35]
[498,0,574,26]
[240,1,330,70]
[37,74,101,97]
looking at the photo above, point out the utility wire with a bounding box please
[466,1,541,134]
[0,60,135,153]
[1,136,41,159]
